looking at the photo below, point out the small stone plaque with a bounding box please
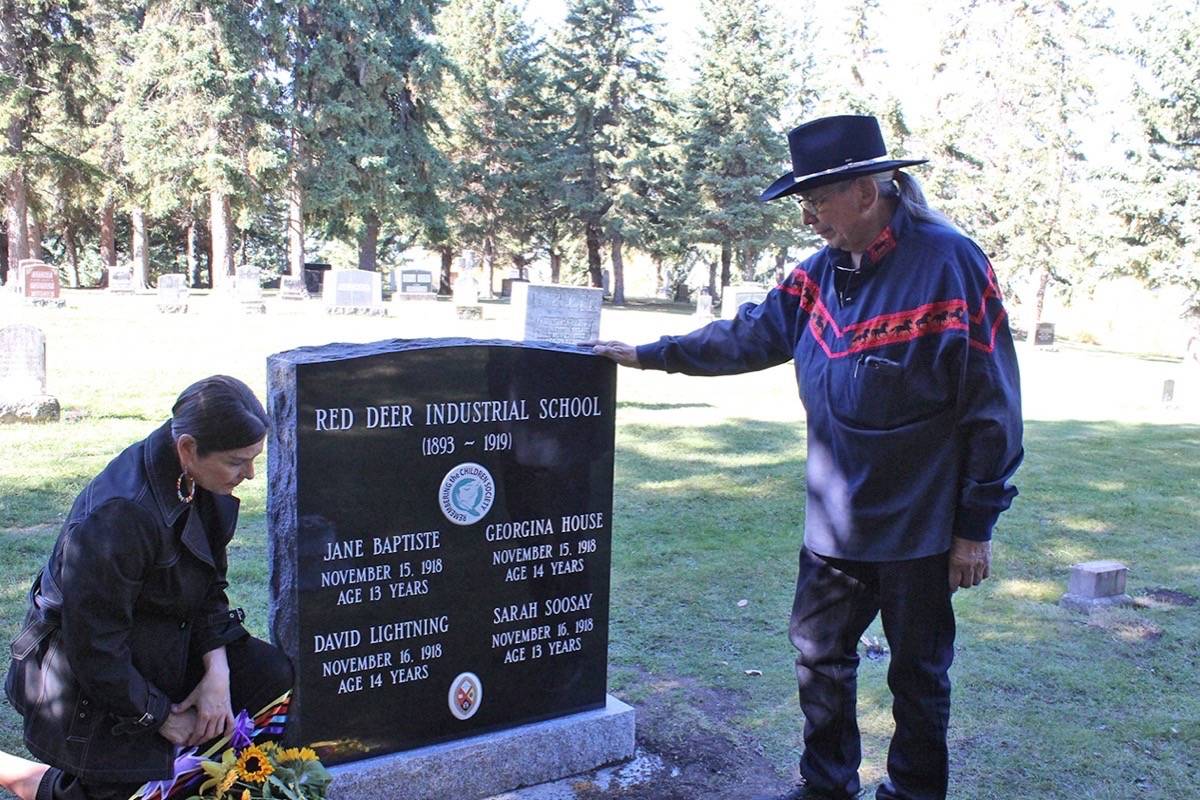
[1035,322,1056,347]
[109,267,134,294]
[721,286,768,320]
[1061,560,1133,612]
[511,284,602,345]
[323,269,386,316]
[267,340,616,769]
[157,273,189,313]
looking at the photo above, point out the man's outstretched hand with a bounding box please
[584,340,640,368]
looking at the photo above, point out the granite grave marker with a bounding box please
[267,339,632,797]
[280,275,311,301]
[24,264,65,308]
[323,269,386,316]
[109,267,134,294]
[156,273,189,313]
[0,324,60,423]
[511,284,603,345]
[721,285,769,320]
[237,266,266,314]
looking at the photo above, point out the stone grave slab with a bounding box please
[1034,322,1056,347]
[109,267,135,294]
[395,269,437,302]
[157,273,189,313]
[454,274,482,321]
[267,339,632,798]
[280,275,311,301]
[694,293,714,319]
[511,284,602,345]
[236,266,266,314]
[500,277,528,299]
[721,285,769,320]
[24,264,65,308]
[1060,560,1134,612]
[323,269,387,316]
[0,324,60,423]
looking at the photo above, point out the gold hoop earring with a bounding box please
[177,472,196,503]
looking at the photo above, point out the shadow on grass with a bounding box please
[618,401,715,411]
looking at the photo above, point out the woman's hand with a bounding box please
[158,708,199,747]
[171,646,234,746]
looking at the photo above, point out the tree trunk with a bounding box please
[65,225,80,287]
[707,258,718,301]
[287,160,304,276]
[585,222,603,288]
[720,240,732,291]
[550,250,562,284]
[742,246,758,281]
[0,222,7,284]
[6,170,29,272]
[210,189,234,290]
[481,236,495,298]
[358,211,379,271]
[439,247,453,295]
[185,221,197,287]
[775,249,787,282]
[26,208,42,260]
[99,198,116,287]
[610,231,626,305]
[1033,268,1051,330]
[653,255,664,294]
[131,208,150,288]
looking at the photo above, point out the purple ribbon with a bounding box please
[139,748,204,800]
[230,709,254,752]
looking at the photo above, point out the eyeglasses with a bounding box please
[797,184,848,216]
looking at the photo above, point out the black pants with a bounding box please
[790,547,955,800]
[36,636,293,800]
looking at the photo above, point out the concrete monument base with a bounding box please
[328,695,635,800]
[0,395,61,423]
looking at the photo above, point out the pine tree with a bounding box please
[1115,0,1200,315]
[293,0,444,272]
[683,0,798,300]
[919,0,1108,326]
[550,0,669,303]
[434,0,553,296]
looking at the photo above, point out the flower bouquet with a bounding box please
[133,693,331,800]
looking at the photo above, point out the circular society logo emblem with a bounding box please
[449,672,483,720]
[439,462,495,526]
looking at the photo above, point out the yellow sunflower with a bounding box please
[296,747,318,761]
[235,745,275,784]
[216,768,240,796]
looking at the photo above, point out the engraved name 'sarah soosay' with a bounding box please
[274,343,616,765]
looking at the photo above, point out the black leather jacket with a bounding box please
[5,421,249,782]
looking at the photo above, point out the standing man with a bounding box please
[591,115,1023,800]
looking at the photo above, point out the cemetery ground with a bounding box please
[1,289,1198,800]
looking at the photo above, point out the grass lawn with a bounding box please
[1,290,1198,799]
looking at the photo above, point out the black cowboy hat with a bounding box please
[760,114,928,202]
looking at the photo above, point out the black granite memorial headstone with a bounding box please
[267,339,616,767]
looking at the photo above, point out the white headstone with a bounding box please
[0,324,47,397]
[511,283,603,344]
[157,273,189,313]
[323,269,386,315]
[453,272,482,320]
[279,275,310,300]
[109,267,134,294]
[0,324,60,423]
[695,293,714,319]
[236,266,266,313]
[721,285,770,319]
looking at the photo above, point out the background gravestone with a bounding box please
[108,267,135,294]
[24,264,65,308]
[511,283,602,345]
[0,324,61,423]
[323,269,386,316]
[396,269,436,302]
[267,339,633,799]
[1035,322,1056,347]
[454,273,482,320]
[156,274,189,313]
[280,275,311,301]
[236,266,266,314]
[694,292,714,319]
[721,285,769,320]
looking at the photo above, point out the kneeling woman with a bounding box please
[3,375,293,800]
